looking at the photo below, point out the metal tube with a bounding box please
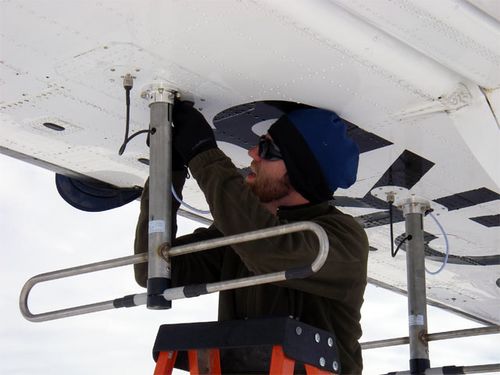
[361,326,500,350]
[147,95,174,309]
[361,335,410,350]
[427,326,500,342]
[19,253,147,322]
[406,212,429,371]
[178,208,214,226]
[461,363,500,374]
[19,222,328,322]
[164,221,329,300]
[381,363,500,375]
[168,221,329,272]
[398,196,431,374]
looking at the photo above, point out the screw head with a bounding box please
[315,333,321,343]
[295,326,302,335]
[319,357,325,367]
[333,361,339,371]
[328,337,333,347]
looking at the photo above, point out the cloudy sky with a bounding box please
[0,154,498,374]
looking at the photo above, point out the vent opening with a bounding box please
[43,122,65,131]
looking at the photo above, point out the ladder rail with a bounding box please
[20,221,329,322]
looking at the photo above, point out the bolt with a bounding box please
[328,337,333,347]
[419,330,428,344]
[319,357,325,367]
[315,333,321,343]
[333,361,339,371]
[295,327,302,335]
[158,242,171,260]
[386,191,396,204]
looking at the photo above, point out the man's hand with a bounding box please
[172,100,217,163]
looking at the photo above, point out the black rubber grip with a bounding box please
[443,366,464,374]
[410,358,430,374]
[183,284,208,298]
[285,266,314,280]
[113,294,136,308]
[147,277,170,294]
[147,277,172,309]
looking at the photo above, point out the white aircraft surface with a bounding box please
[1,0,499,373]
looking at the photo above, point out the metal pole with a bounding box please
[381,363,500,375]
[145,86,175,309]
[398,196,431,374]
[361,326,500,350]
[19,253,148,322]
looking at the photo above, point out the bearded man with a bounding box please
[134,101,368,374]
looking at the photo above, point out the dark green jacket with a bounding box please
[135,149,368,374]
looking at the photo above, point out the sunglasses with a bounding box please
[258,136,283,161]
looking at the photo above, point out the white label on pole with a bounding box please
[149,220,165,234]
[409,314,424,326]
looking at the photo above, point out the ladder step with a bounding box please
[152,317,340,374]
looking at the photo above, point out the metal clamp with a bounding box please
[140,83,176,104]
[20,221,329,322]
[396,194,431,216]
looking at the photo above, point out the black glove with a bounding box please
[172,100,217,163]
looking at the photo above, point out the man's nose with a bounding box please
[248,145,260,161]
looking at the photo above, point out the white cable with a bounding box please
[425,211,449,275]
[171,186,211,215]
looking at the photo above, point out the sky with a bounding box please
[0,154,498,374]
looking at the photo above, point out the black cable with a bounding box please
[393,234,412,257]
[118,129,150,155]
[388,197,412,257]
[118,74,151,155]
[118,85,132,156]
[389,202,396,257]
[386,194,414,257]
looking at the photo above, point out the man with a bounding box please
[134,101,369,373]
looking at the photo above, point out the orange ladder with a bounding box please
[152,317,340,374]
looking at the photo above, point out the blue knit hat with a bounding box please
[269,108,359,202]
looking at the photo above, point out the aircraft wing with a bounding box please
[1,0,499,324]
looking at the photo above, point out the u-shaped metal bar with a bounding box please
[20,221,329,322]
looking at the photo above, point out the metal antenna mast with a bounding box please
[142,83,176,309]
[398,195,431,374]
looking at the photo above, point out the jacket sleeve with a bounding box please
[188,149,368,300]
